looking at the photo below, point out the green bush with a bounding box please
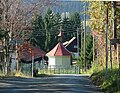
[90,69,120,93]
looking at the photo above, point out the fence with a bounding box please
[0,62,91,76]
[20,63,88,76]
[38,65,81,74]
[20,65,81,75]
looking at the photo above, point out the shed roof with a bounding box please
[46,42,71,56]
[19,43,46,63]
[63,37,76,47]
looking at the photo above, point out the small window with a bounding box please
[74,45,77,48]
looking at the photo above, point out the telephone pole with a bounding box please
[93,35,95,63]
[16,41,19,72]
[77,28,79,58]
[84,1,86,71]
[105,3,109,79]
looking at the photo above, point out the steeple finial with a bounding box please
[58,26,63,42]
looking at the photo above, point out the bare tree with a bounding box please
[1,0,56,38]
[0,0,56,75]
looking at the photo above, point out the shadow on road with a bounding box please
[0,75,103,93]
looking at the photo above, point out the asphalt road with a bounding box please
[0,74,103,93]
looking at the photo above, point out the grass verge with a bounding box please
[90,68,120,93]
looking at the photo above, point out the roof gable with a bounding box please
[63,37,76,47]
[20,43,46,62]
[46,42,71,56]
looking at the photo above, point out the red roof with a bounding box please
[46,42,71,56]
[19,43,46,62]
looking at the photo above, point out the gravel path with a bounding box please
[0,74,103,93]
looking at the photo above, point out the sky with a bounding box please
[58,0,81,1]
